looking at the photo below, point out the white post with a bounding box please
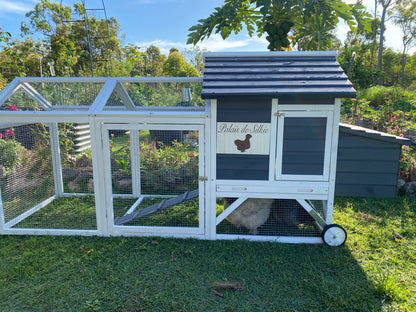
[198,124,206,235]
[326,98,342,224]
[269,99,278,181]
[0,188,5,234]
[130,129,141,197]
[205,99,217,239]
[89,118,109,236]
[49,123,64,196]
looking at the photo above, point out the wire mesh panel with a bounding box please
[28,82,104,107]
[0,123,55,225]
[0,122,97,231]
[121,82,204,108]
[140,129,199,196]
[0,88,44,111]
[109,126,202,231]
[216,198,321,237]
[109,130,132,195]
[60,123,95,195]
[13,195,97,230]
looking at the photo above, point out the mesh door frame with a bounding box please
[100,122,206,238]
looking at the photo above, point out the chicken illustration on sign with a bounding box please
[234,134,252,152]
[217,122,271,155]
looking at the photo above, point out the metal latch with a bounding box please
[274,112,285,117]
[198,176,208,181]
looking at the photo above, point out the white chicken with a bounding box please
[225,198,273,235]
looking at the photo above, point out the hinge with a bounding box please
[198,176,208,181]
[274,112,284,117]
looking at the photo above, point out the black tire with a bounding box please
[321,224,347,247]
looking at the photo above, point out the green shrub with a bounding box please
[110,138,199,195]
[140,140,199,194]
[0,138,22,172]
[358,86,416,109]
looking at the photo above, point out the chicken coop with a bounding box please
[203,51,355,245]
[0,51,355,245]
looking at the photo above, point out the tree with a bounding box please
[21,0,77,76]
[338,43,380,89]
[376,0,396,85]
[21,0,123,77]
[122,44,166,77]
[187,0,371,51]
[393,0,416,87]
[345,6,381,70]
[381,48,401,86]
[183,46,206,76]
[70,3,123,76]
[0,28,28,81]
[163,49,199,77]
[146,45,167,77]
[295,12,341,51]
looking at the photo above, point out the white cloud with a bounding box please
[135,34,268,55]
[196,34,268,52]
[134,39,187,56]
[0,0,32,15]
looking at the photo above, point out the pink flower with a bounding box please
[188,154,195,158]
[5,129,12,137]
[144,138,148,145]
[390,117,397,121]
[351,98,356,102]
[152,141,156,148]
[383,93,389,95]
[139,146,142,153]
[0,133,3,139]
[7,105,17,111]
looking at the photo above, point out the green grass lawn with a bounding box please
[0,196,415,312]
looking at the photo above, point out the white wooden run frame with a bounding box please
[0,77,345,245]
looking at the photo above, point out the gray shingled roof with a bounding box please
[202,51,356,99]
[339,123,410,145]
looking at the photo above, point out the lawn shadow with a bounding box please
[0,235,385,312]
[187,239,384,312]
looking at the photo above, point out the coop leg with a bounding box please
[322,200,328,221]
[215,197,247,226]
[298,199,347,246]
[296,199,327,231]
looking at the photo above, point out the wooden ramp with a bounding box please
[114,189,199,226]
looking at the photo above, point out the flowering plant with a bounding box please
[0,137,22,172]
[111,136,199,194]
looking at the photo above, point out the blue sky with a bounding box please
[0,0,413,57]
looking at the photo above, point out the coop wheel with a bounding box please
[321,224,347,247]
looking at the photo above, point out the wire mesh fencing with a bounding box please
[0,122,97,231]
[110,128,201,229]
[0,123,55,226]
[216,197,322,237]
